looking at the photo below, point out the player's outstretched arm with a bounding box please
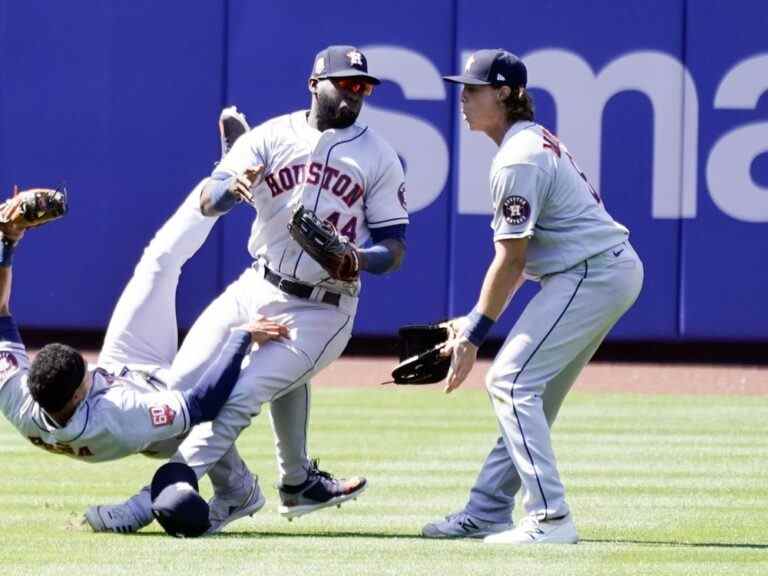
[199,166,264,216]
[182,317,288,425]
[0,226,24,316]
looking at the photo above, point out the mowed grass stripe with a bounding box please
[0,388,766,576]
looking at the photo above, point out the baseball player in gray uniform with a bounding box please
[0,178,289,530]
[421,50,644,544]
[97,45,409,534]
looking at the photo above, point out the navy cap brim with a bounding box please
[315,69,381,85]
[442,74,492,85]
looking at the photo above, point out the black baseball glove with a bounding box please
[390,323,455,385]
[288,205,359,281]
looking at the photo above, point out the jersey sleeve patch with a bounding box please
[149,404,177,428]
[397,182,407,211]
[0,351,20,383]
[502,196,531,225]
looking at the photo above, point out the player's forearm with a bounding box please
[0,266,11,316]
[182,329,251,426]
[357,238,405,274]
[461,251,524,347]
[476,252,525,321]
[200,174,239,216]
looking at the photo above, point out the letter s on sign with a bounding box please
[359,45,449,213]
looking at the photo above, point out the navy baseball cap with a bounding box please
[150,462,210,538]
[310,45,381,85]
[443,49,527,87]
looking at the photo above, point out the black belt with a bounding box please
[264,267,341,307]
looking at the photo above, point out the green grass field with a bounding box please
[1,386,766,576]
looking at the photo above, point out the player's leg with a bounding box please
[269,382,311,485]
[170,271,355,493]
[269,381,367,520]
[206,446,266,533]
[167,269,250,389]
[83,485,154,534]
[423,325,615,540]
[421,435,516,539]
[98,180,218,373]
[484,248,643,544]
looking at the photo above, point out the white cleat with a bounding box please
[207,480,266,534]
[83,502,151,534]
[219,106,250,158]
[421,511,512,539]
[484,514,579,545]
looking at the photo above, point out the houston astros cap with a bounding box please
[443,49,527,87]
[150,462,210,538]
[311,45,381,85]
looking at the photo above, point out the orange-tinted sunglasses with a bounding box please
[331,77,375,96]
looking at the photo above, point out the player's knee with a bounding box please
[485,367,502,392]
[135,248,182,279]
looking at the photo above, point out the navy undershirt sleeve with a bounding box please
[182,330,250,426]
[360,225,407,274]
[369,224,407,245]
[0,315,22,345]
[206,172,239,214]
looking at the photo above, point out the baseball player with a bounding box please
[421,50,643,544]
[98,45,409,533]
[0,177,290,532]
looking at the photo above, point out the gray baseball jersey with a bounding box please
[490,121,628,279]
[167,110,408,492]
[460,121,643,524]
[216,110,408,292]
[0,340,190,462]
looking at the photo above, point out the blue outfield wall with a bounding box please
[0,0,765,341]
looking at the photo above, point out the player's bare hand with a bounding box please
[439,316,469,341]
[0,186,27,244]
[443,336,478,394]
[0,222,25,245]
[234,317,289,345]
[230,165,265,205]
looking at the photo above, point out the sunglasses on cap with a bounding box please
[330,77,375,96]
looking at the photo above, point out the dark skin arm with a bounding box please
[0,225,24,316]
[357,238,406,274]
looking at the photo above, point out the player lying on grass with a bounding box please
[0,180,290,531]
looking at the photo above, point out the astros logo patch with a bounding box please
[347,50,364,67]
[149,404,176,427]
[502,196,530,225]
[397,183,407,210]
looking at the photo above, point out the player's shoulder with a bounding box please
[245,111,291,138]
[355,123,401,164]
[493,121,551,171]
